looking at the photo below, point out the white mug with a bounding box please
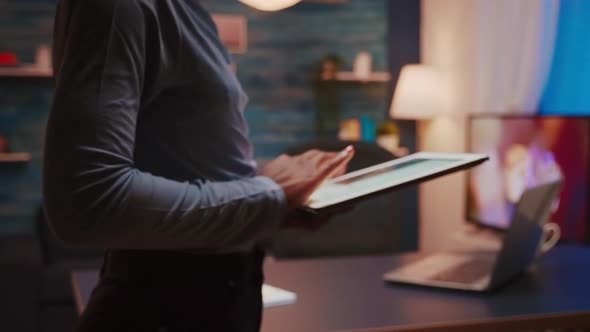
[538,222,561,255]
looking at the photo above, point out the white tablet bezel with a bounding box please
[303,152,488,211]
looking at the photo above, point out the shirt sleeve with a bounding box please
[42,0,286,251]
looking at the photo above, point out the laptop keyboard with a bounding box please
[431,259,495,284]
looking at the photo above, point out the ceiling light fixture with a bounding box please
[238,0,301,12]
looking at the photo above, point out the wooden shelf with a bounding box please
[332,72,391,83]
[0,66,53,78]
[0,152,32,164]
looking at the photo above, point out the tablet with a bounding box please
[301,152,488,214]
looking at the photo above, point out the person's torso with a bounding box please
[130,0,256,182]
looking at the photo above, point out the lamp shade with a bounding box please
[239,0,301,11]
[390,64,445,119]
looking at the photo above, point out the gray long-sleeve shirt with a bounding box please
[42,0,286,252]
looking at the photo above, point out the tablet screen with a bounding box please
[306,158,461,208]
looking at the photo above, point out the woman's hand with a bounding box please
[259,146,355,210]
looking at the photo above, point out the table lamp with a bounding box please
[389,64,445,120]
[239,0,301,11]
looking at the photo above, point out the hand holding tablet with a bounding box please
[300,152,489,214]
[259,146,356,211]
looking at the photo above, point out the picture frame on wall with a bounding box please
[212,14,248,54]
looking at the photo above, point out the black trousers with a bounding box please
[77,248,266,332]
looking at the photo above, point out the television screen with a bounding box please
[467,116,589,243]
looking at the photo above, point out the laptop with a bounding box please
[383,180,562,292]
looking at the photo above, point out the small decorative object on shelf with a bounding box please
[35,45,53,72]
[375,120,409,157]
[353,51,372,81]
[0,52,19,67]
[337,117,377,142]
[0,135,31,164]
[359,116,376,142]
[318,55,343,81]
[338,118,361,141]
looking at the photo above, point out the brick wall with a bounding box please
[201,0,388,157]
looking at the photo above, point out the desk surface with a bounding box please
[72,245,590,332]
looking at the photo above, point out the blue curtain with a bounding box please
[540,0,590,115]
